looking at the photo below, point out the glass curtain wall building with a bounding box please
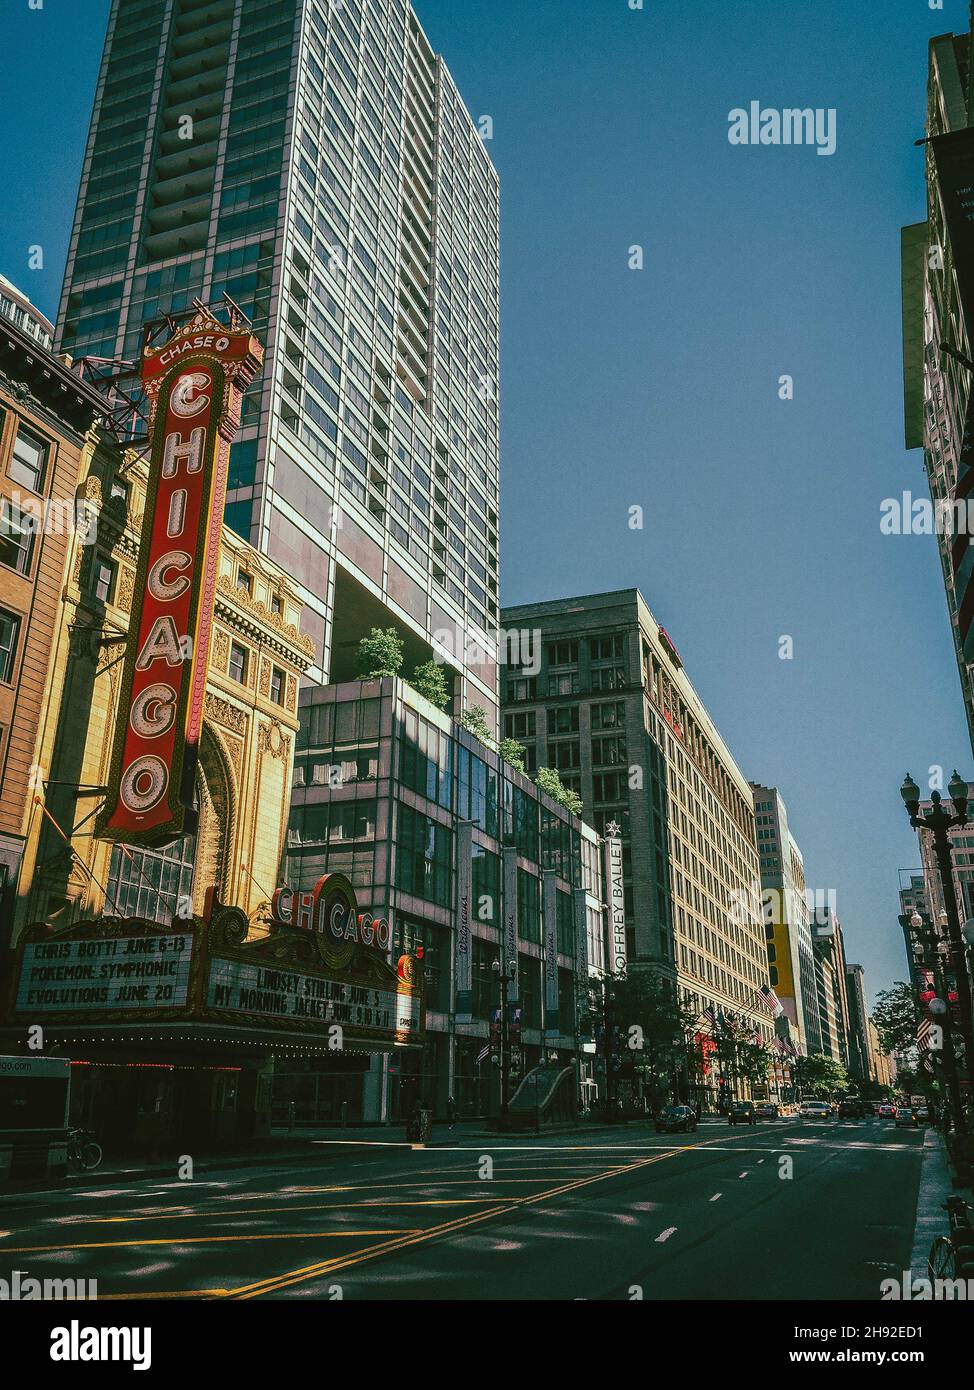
[284,678,606,1122]
[56,0,501,724]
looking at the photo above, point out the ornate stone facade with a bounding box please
[12,443,314,942]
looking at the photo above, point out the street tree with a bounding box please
[584,972,698,1110]
[871,982,919,1058]
[793,1052,849,1099]
[734,1039,774,1092]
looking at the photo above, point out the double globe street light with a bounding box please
[906,906,963,1131]
[900,773,974,1136]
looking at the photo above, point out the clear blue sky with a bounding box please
[2,0,970,1007]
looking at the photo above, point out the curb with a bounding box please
[909,1126,959,1276]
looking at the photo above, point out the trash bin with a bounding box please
[407,1108,433,1142]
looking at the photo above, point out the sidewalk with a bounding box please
[909,1126,960,1276]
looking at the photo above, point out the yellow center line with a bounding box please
[227,1133,737,1300]
[97,1290,229,1300]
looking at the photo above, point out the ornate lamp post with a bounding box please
[905,907,963,1132]
[900,773,974,1131]
[490,959,516,1125]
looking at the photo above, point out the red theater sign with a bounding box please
[270,872,391,970]
[98,306,262,846]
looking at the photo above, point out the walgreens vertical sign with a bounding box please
[97,307,262,846]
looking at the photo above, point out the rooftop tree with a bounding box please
[356,626,404,680]
[410,659,450,711]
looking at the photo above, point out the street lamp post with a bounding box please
[491,960,515,1125]
[900,773,974,1132]
[905,907,963,1134]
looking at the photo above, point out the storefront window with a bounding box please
[472,936,496,1018]
[519,953,540,1027]
[395,916,449,1012]
[558,967,576,1033]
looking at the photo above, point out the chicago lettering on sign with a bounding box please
[270,872,391,956]
[97,306,261,847]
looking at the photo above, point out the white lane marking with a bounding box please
[738,1171,749,1178]
[655,1226,677,1242]
[709,1193,722,1202]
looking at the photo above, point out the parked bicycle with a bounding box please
[66,1127,103,1173]
[927,1195,974,1281]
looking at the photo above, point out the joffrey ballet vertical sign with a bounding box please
[603,823,627,979]
[98,306,262,846]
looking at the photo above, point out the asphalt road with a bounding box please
[0,1116,927,1301]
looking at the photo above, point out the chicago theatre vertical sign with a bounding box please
[97,306,262,847]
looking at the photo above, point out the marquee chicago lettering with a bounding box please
[271,872,391,954]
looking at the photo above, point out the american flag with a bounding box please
[756,984,784,1018]
[917,1017,933,1054]
[702,1004,716,1028]
[475,1044,490,1066]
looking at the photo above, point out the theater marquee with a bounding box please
[97,306,262,847]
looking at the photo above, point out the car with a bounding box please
[859,1101,876,1116]
[878,1103,895,1117]
[728,1100,756,1126]
[915,1105,930,1123]
[655,1105,697,1134]
[799,1101,833,1118]
[838,1099,863,1119]
[756,1102,779,1118]
[895,1105,920,1128]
